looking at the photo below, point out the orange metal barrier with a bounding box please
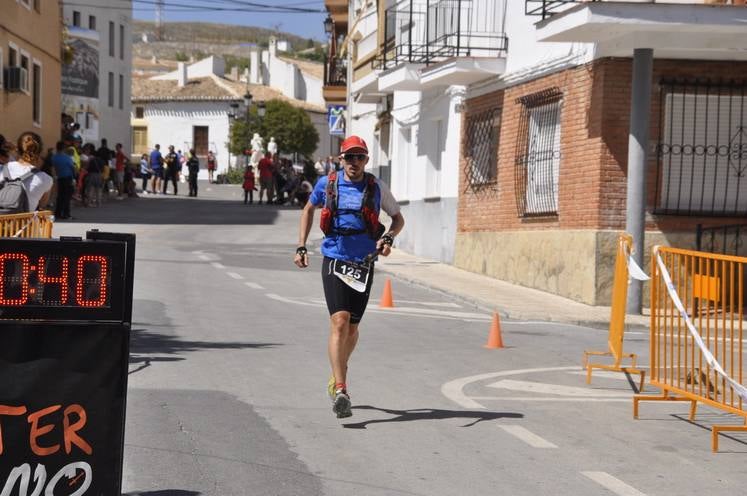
[634,245,746,452]
[0,210,54,238]
[583,233,646,391]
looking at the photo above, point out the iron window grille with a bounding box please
[654,79,747,217]
[525,0,595,20]
[465,107,500,187]
[515,88,563,217]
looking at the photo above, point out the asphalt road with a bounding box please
[49,182,746,496]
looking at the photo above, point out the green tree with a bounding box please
[229,99,319,159]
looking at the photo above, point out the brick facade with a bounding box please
[459,57,747,235]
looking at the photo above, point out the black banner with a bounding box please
[0,322,129,494]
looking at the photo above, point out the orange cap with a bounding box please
[340,135,368,154]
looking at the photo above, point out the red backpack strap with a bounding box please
[324,170,337,211]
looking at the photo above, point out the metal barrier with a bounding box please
[0,210,54,238]
[583,233,646,391]
[634,245,746,452]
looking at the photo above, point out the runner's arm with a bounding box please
[377,212,404,256]
[295,200,316,268]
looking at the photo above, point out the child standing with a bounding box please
[243,165,256,204]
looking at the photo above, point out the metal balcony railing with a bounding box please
[324,55,347,87]
[526,0,744,20]
[375,0,508,70]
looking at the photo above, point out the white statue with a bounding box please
[250,133,264,165]
[268,137,278,156]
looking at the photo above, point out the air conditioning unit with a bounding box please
[3,67,28,93]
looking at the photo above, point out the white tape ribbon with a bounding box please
[622,242,650,282]
[654,249,747,402]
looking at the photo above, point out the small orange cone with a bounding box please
[484,312,505,349]
[379,278,394,308]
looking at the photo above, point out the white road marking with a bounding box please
[581,471,647,496]
[499,425,558,449]
[487,379,631,398]
[386,299,462,308]
[441,367,579,409]
[227,272,243,280]
[210,262,226,270]
[245,282,264,290]
[199,254,211,261]
[471,397,632,403]
[503,320,646,335]
[265,294,490,321]
[568,370,648,381]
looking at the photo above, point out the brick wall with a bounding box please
[459,58,747,235]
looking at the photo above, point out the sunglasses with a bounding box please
[343,153,367,162]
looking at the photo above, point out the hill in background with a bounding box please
[132,21,325,74]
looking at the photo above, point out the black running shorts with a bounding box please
[322,256,375,324]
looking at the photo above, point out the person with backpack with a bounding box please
[293,135,405,419]
[0,132,54,213]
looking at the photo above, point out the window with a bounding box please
[193,126,209,156]
[34,0,40,12]
[32,61,41,125]
[20,52,30,93]
[108,72,114,107]
[118,74,124,110]
[132,126,148,155]
[655,80,747,216]
[135,106,144,119]
[515,88,563,216]
[119,25,125,60]
[465,107,500,187]
[8,44,17,67]
[73,11,81,27]
[109,22,115,57]
[89,15,96,30]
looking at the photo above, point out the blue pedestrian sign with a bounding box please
[328,106,346,136]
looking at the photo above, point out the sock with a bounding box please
[335,382,347,392]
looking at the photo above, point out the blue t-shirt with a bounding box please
[51,153,75,179]
[310,174,381,263]
[150,150,162,169]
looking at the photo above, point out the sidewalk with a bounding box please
[376,249,649,330]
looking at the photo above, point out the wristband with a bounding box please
[381,234,395,247]
[296,246,308,256]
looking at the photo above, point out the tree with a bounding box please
[229,99,319,160]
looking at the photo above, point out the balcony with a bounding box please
[529,0,747,60]
[323,56,347,105]
[376,0,508,91]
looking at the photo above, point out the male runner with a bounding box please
[294,136,405,418]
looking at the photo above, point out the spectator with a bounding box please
[83,143,104,207]
[187,149,200,197]
[163,145,179,195]
[114,143,127,198]
[242,165,256,204]
[150,144,164,194]
[52,141,75,219]
[207,150,217,183]
[139,153,152,193]
[257,152,274,204]
[3,132,54,211]
[0,134,14,165]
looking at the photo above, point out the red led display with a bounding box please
[0,253,30,306]
[38,256,70,304]
[75,255,108,307]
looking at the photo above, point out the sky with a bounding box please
[130,0,328,41]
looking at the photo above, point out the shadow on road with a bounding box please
[343,405,524,429]
[123,491,201,496]
[128,328,281,374]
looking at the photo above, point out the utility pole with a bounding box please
[155,0,165,41]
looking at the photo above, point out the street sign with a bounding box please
[328,106,346,136]
[0,233,135,495]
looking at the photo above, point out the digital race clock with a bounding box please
[0,238,126,321]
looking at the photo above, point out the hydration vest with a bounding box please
[319,171,382,239]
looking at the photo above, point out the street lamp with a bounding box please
[257,101,266,118]
[323,15,334,36]
[243,91,252,108]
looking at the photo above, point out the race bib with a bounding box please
[332,260,370,293]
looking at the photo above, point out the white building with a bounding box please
[344,0,508,263]
[131,56,329,178]
[62,0,133,151]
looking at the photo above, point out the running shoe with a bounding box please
[333,389,352,419]
[327,375,336,401]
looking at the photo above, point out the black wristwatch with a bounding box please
[381,233,395,247]
[296,246,308,256]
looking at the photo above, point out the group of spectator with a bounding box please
[141,145,202,197]
[0,129,136,218]
[247,152,317,207]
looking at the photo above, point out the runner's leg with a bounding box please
[328,311,351,387]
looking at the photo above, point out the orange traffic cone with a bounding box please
[484,312,505,349]
[379,278,394,308]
